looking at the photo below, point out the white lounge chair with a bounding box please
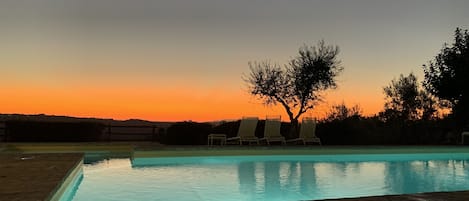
[260,116,286,145]
[287,117,321,145]
[227,117,259,145]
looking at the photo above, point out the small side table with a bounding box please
[208,134,227,146]
[462,132,469,145]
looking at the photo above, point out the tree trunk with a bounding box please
[288,117,299,139]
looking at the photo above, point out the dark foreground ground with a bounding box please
[0,153,83,201]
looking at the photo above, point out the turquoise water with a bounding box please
[59,171,83,201]
[71,153,469,201]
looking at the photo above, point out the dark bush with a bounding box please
[5,120,105,142]
[317,117,377,145]
[161,122,212,145]
[317,116,452,145]
[212,121,239,137]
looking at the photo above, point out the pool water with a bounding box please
[71,154,469,201]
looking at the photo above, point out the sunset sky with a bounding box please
[1,0,468,122]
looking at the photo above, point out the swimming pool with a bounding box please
[69,150,469,201]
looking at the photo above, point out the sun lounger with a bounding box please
[259,116,286,145]
[287,117,321,145]
[227,117,259,145]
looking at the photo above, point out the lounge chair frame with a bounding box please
[227,117,259,145]
[287,117,321,145]
[259,115,286,145]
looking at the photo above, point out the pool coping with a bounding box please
[48,156,83,201]
[132,145,469,158]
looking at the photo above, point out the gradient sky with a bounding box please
[1,0,469,122]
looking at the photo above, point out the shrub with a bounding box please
[317,116,452,145]
[161,122,212,145]
[212,121,239,138]
[5,120,105,142]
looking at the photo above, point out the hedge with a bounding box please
[5,120,105,142]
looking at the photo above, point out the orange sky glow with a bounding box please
[1,83,383,122]
[1,0,468,122]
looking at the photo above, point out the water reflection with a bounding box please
[264,162,281,198]
[237,161,318,201]
[236,159,469,200]
[74,157,469,201]
[384,160,469,195]
[238,162,257,200]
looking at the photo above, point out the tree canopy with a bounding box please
[325,102,362,122]
[382,73,439,121]
[423,27,469,124]
[244,40,343,125]
[383,73,421,121]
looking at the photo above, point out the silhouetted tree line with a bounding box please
[317,103,456,145]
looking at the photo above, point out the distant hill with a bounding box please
[0,114,174,128]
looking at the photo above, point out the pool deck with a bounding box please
[3,144,469,200]
[0,153,83,201]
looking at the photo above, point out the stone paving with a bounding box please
[0,153,83,201]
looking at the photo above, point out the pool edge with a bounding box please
[132,146,469,158]
[47,156,84,201]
